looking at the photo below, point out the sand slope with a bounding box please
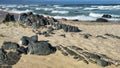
[0,21,120,68]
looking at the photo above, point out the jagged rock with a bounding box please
[83,34,92,39]
[68,46,83,51]
[20,36,30,45]
[82,52,101,59]
[20,35,38,46]
[104,33,120,39]
[96,59,110,67]
[32,23,40,28]
[102,14,112,18]
[30,35,38,42]
[6,52,21,65]
[27,41,56,55]
[2,42,19,51]
[96,18,108,22]
[60,34,66,38]
[0,48,7,65]
[3,13,15,22]
[17,46,28,54]
[19,12,58,28]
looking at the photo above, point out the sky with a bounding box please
[0,0,120,4]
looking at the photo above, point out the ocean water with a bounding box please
[0,4,120,22]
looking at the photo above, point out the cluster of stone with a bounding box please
[56,45,120,67]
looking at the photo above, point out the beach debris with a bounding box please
[60,34,66,38]
[102,14,112,18]
[3,13,15,23]
[96,18,108,22]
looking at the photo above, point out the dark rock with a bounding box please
[2,42,19,51]
[17,46,28,54]
[61,51,68,56]
[83,34,92,39]
[102,14,112,18]
[68,46,83,51]
[83,60,89,64]
[30,35,38,42]
[20,36,29,45]
[82,52,101,59]
[6,52,21,65]
[104,33,120,39]
[96,18,108,22]
[25,19,32,26]
[96,59,109,67]
[27,41,56,55]
[3,13,15,22]
[32,23,40,28]
[60,34,66,38]
[72,19,79,21]
[0,48,7,65]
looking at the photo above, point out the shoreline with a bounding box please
[0,10,120,24]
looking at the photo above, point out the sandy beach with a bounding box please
[0,11,120,68]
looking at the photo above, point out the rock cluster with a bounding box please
[3,13,15,22]
[18,12,58,28]
[20,35,56,55]
[57,45,120,67]
[54,23,81,32]
[0,35,56,66]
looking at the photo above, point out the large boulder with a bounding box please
[2,42,19,51]
[96,18,108,22]
[102,14,112,18]
[0,48,7,65]
[27,41,56,55]
[3,13,15,22]
[20,35,38,46]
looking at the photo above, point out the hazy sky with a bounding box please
[0,0,120,4]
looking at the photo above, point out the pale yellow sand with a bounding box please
[0,20,120,68]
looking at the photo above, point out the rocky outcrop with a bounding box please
[96,18,108,22]
[54,23,81,32]
[18,12,58,28]
[3,13,15,22]
[102,14,112,18]
[57,45,120,67]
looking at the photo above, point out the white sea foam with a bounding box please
[35,8,53,11]
[55,6,80,10]
[54,15,97,21]
[3,9,33,14]
[51,10,69,14]
[89,13,103,18]
[83,7,98,10]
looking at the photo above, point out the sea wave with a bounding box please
[54,15,97,21]
[35,8,54,11]
[89,12,120,18]
[84,5,120,10]
[2,9,33,14]
[51,10,69,14]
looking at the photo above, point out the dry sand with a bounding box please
[0,11,120,68]
[0,20,120,68]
